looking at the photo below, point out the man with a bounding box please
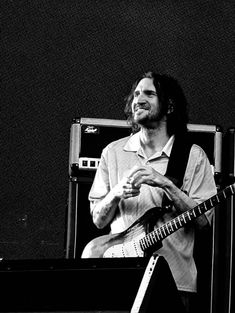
[82,71,217,312]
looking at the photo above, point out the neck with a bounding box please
[139,123,170,157]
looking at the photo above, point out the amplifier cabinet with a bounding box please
[210,127,235,313]
[68,117,222,177]
[66,118,133,259]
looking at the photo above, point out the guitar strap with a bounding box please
[144,133,193,252]
[162,132,193,209]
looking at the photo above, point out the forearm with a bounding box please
[91,175,141,229]
[163,180,209,228]
[91,189,121,229]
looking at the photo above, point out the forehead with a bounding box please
[135,77,156,91]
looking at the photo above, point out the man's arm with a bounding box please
[128,165,213,228]
[91,176,140,229]
[162,179,209,227]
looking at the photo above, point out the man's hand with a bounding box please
[127,165,169,189]
[112,176,141,199]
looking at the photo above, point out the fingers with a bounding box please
[127,165,146,179]
[128,166,151,187]
[117,165,165,199]
[128,166,163,188]
[129,176,144,188]
[116,165,160,199]
[123,184,140,199]
[114,177,140,199]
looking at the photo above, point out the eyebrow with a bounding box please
[134,90,157,96]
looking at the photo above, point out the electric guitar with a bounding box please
[81,183,235,258]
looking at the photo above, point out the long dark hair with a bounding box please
[124,71,189,136]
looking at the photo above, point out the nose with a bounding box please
[136,91,147,103]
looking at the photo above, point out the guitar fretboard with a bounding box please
[140,183,235,252]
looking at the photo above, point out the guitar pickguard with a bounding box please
[103,234,145,258]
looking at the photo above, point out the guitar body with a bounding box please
[81,232,125,258]
[81,207,161,258]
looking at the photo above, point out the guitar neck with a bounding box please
[140,183,235,252]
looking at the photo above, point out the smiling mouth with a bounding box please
[134,107,148,113]
[134,105,148,112]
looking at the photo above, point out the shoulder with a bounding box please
[187,143,213,174]
[189,144,209,161]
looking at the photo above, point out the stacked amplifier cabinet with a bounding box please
[210,127,235,313]
[65,117,222,312]
[226,127,235,313]
[65,118,133,259]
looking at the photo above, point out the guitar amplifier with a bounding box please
[68,117,222,177]
[65,118,133,258]
[210,127,235,313]
[65,117,223,259]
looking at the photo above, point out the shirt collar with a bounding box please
[124,131,175,157]
[162,134,175,157]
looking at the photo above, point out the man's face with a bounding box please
[131,78,163,126]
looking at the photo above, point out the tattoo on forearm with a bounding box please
[102,205,112,218]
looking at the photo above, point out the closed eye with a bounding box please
[134,90,157,97]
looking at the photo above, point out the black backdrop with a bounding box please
[1,0,234,259]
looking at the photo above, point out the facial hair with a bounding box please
[133,103,165,128]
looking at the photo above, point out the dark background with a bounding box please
[1,0,234,260]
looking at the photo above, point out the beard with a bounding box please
[133,106,165,128]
